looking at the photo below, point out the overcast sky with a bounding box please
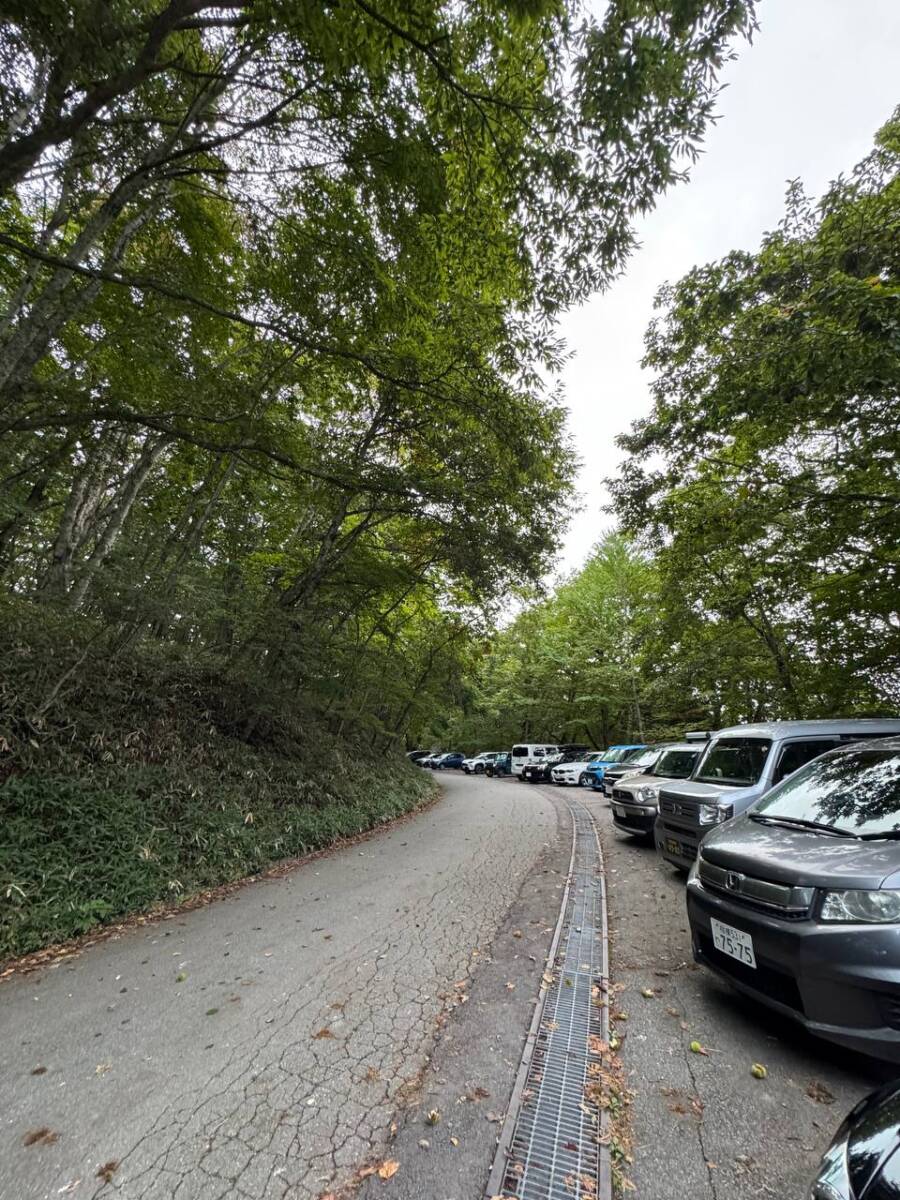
[557,0,900,575]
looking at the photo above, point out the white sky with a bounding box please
[557,0,900,574]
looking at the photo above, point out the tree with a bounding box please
[612,111,900,717]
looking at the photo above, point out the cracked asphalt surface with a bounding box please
[0,773,559,1200]
[584,790,896,1200]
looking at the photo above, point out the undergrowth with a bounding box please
[0,597,434,959]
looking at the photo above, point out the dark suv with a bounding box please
[687,737,900,1062]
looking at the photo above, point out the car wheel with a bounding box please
[475,763,484,774]
[579,773,591,787]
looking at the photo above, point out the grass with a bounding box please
[0,598,434,959]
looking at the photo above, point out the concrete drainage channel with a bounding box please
[486,796,612,1200]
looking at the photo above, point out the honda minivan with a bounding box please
[687,736,900,1061]
[655,720,900,870]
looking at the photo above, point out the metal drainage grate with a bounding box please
[487,797,610,1200]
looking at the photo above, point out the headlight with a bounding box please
[639,786,659,803]
[698,803,733,825]
[820,889,900,923]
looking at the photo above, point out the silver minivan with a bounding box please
[655,719,900,870]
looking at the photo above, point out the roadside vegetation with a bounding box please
[0,1,755,954]
[452,115,900,749]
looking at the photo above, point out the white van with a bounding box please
[511,743,559,779]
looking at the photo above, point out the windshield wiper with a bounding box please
[859,829,900,841]
[748,813,859,838]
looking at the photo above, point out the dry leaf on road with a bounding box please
[377,1160,400,1180]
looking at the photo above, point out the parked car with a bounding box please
[551,750,606,787]
[420,752,443,768]
[687,736,900,1062]
[608,742,706,838]
[435,751,465,770]
[601,733,710,798]
[463,751,502,775]
[511,743,560,780]
[811,1078,900,1199]
[584,744,647,790]
[406,750,430,763]
[485,751,512,777]
[655,719,900,871]
[523,745,590,784]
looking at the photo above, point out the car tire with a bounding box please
[579,773,591,787]
[475,764,484,774]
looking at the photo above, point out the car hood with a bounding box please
[659,780,744,804]
[701,814,900,889]
[614,771,662,794]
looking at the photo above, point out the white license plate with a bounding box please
[613,805,626,817]
[710,917,756,969]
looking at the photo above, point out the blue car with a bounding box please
[435,751,465,769]
[585,744,647,790]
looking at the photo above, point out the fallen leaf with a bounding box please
[96,1161,119,1183]
[450,1137,459,1147]
[313,1028,335,1040]
[57,1182,81,1195]
[418,1138,430,1149]
[95,1063,111,1075]
[806,1081,836,1105]
[587,1036,609,1055]
[468,1086,490,1101]
[512,930,523,938]
[175,972,187,982]
[31,1066,47,1076]
[24,1128,59,1147]
[640,988,655,999]
[485,1111,503,1123]
[505,982,515,991]
[363,1066,380,1084]
[377,1160,400,1180]
[542,973,555,986]
[689,1041,708,1056]
[425,1109,440,1125]
[206,1008,219,1016]
[750,1063,767,1080]
[358,1166,379,1179]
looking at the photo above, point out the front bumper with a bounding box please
[655,813,703,868]
[687,875,900,1062]
[610,799,656,837]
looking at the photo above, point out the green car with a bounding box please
[485,751,512,777]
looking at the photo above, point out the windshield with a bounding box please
[601,747,629,763]
[652,748,700,779]
[619,747,658,770]
[622,746,647,762]
[696,738,771,786]
[754,748,900,837]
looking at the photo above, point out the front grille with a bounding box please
[699,858,813,919]
[612,788,638,802]
[660,795,696,819]
[696,932,805,1014]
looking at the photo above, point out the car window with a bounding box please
[651,748,700,779]
[624,747,657,769]
[512,746,528,757]
[754,747,900,836]
[621,746,647,762]
[773,739,839,784]
[695,738,772,786]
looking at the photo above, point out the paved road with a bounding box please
[581,790,894,1200]
[0,774,561,1200]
